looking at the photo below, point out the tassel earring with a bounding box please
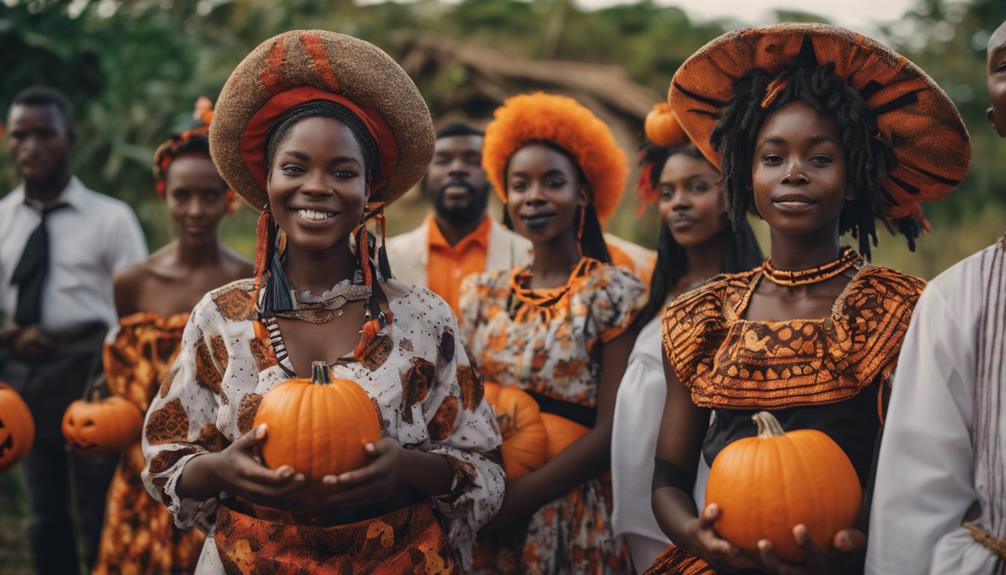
[254,208,272,292]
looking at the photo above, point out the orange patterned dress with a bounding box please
[460,257,647,575]
[93,311,205,575]
[644,262,925,575]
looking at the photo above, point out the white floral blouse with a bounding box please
[140,277,505,568]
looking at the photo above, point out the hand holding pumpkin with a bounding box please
[200,423,306,502]
[312,436,404,507]
[685,503,762,572]
[756,525,867,575]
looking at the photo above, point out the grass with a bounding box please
[0,468,32,575]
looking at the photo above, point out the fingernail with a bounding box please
[295,474,305,482]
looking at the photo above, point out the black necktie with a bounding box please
[11,202,68,326]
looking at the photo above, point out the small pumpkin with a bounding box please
[483,382,548,481]
[62,385,144,456]
[253,361,381,493]
[705,411,862,562]
[0,382,34,472]
[644,103,688,148]
[540,413,589,460]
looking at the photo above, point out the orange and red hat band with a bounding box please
[239,85,400,205]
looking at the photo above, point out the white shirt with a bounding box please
[866,245,1001,575]
[612,313,711,567]
[1,177,147,332]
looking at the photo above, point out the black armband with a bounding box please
[652,457,696,496]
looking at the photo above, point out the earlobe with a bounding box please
[988,107,1006,137]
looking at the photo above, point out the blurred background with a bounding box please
[1,0,1005,568]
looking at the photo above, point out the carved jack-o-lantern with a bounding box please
[0,382,34,472]
[62,386,144,457]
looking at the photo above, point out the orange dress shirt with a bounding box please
[427,215,492,315]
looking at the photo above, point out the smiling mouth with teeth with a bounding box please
[295,208,336,222]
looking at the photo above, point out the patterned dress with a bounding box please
[94,311,205,575]
[644,262,925,575]
[460,257,646,575]
[140,278,504,573]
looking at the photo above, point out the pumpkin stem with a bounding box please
[311,361,332,385]
[752,411,785,438]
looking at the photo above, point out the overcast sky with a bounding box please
[577,0,919,32]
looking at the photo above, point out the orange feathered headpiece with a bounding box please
[483,92,628,224]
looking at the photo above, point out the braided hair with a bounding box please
[709,41,913,260]
[632,142,763,329]
[502,140,611,263]
[265,100,380,184]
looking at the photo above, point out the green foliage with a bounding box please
[1,0,1003,272]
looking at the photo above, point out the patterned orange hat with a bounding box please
[483,92,628,223]
[210,30,434,212]
[669,23,970,223]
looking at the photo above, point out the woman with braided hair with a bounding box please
[93,100,251,575]
[646,24,970,575]
[140,31,503,573]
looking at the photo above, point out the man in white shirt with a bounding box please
[866,22,1006,574]
[0,87,146,575]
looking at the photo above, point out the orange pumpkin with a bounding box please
[705,411,861,562]
[0,382,34,472]
[540,413,589,460]
[483,382,548,480]
[644,103,687,147]
[253,361,381,491]
[62,388,144,456]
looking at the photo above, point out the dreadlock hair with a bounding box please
[257,99,383,315]
[265,100,380,184]
[436,122,484,140]
[632,143,764,329]
[709,41,910,261]
[501,140,611,263]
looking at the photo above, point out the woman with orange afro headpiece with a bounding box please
[459,92,646,574]
[140,31,504,573]
[90,98,253,575]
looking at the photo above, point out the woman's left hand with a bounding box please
[479,477,537,536]
[317,437,403,506]
[757,525,867,575]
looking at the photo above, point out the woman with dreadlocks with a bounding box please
[92,99,251,575]
[459,92,646,574]
[645,24,970,575]
[140,31,503,574]
[611,117,763,572]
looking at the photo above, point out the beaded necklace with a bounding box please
[761,247,861,287]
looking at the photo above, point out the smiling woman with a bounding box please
[139,30,503,574]
[460,93,646,574]
[645,23,970,575]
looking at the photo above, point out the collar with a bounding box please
[18,176,84,211]
[427,214,491,252]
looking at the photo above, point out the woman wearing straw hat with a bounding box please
[646,23,969,574]
[459,92,647,574]
[140,30,504,574]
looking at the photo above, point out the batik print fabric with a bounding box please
[644,263,925,575]
[140,278,504,571]
[460,257,646,575]
[94,311,205,575]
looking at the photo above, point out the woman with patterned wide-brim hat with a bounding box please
[646,23,969,574]
[459,92,647,573]
[140,30,504,574]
